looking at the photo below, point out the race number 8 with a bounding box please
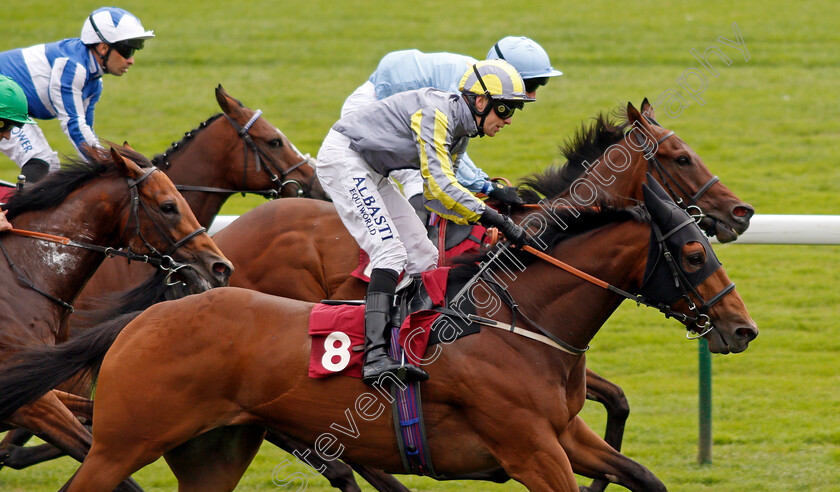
[322,331,352,372]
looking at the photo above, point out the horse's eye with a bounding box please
[676,155,692,166]
[268,139,283,148]
[160,202,178,215]
[688,253,705,266]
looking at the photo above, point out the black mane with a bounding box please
[151,113,224,168]
[451,201,648,279]
[3,147,152,220]
[519,108,630,203]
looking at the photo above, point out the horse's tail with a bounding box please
[0,311,141,423]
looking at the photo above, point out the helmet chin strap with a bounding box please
[99,45,114,74]
[464,94,491,137]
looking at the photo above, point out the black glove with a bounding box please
[479,207,530,248]
[486,182,524,206]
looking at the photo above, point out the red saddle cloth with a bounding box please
[0,186,16,204]
[308,267,450,379]
[351,223,486,282]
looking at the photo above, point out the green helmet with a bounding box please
[0,76,35,126]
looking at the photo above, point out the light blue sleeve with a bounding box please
[455,151,490,194]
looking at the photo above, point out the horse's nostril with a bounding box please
[732,204,754,220]
[213,262,233,278]
[736,326,758,343]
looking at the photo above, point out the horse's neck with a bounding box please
[585,140,648,203]
[163,138,234,228]
[505,220,650,352]
[0,183,124,338]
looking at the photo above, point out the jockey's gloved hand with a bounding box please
[479,207,531,248]
[486,182,524,206]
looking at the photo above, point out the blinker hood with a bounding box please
[639,175,722,304]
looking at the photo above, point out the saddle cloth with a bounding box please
[351,220,488,282]
[308,267,451,379]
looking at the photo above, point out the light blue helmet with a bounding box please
[487,36,563,79]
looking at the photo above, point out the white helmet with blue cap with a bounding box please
[81,7,154,47]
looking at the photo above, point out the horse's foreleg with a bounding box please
[7,391,144,491]
[559,416,666,492]
[346,461,412,492]
[1,392,94,470]
[585,369,630,452]
[6,391,92,463]
[265,430,364,492]
[165,425,266,492]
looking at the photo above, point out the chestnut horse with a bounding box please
[0,145,232,490]
[209,99,753,491]
[0,85,324,473]
[0,178,758,491]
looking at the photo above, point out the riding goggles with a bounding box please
[524,76,549,94]
[491,99,524,119]
[0,118,23,133]
[111,39,144,59]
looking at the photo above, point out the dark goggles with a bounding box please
[0,119,23,133]
[524,77,549,94]
[491,99,524,119]
[111,39,144,59]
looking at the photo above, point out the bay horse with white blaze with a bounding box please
[0,145,231,490]
[0,177,757,491]
[0,85,323,472]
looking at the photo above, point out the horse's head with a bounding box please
[106,145,233,293]
[640,176,757,353]
[215,85,327,200]
[627,99,754,243]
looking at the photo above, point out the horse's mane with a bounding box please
[519,107,631,203]
[151,113,225,168]
[3,146,152,220]
[451,200,649,280]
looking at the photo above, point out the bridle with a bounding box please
[219,110,315,198]
[159,111,316,199]
[1,168,207,312]
[632,115,720,227]
[445,203,735,355]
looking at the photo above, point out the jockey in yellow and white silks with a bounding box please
[315,59,534,385]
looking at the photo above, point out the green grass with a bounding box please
[2,0,839,490]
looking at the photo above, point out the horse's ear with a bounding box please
[122,141,135,150]
[627,102,644,126]
[216,85,244,115]
[110,147,143,180]
[642,183,670,225]
[640,98,655,120]
[645,172,671,201]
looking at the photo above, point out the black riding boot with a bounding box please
[362,269,429,385]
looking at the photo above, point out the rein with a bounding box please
[0,168,206,312]
[634,116,720,222]
[222,111,316,198]
[155,112,315,198]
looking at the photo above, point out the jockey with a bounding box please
[0,7,153,182]
[317,60,534,385]
[341,36,563,212]
[0,75,33,231]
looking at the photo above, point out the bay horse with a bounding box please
[0,85,325,472]
[209,99,753,490]
[0,145,232,490]
[0,178,758,491]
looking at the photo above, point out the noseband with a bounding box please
[632,115,720,224]
[1,167,207,311]
[222,110,316,198]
